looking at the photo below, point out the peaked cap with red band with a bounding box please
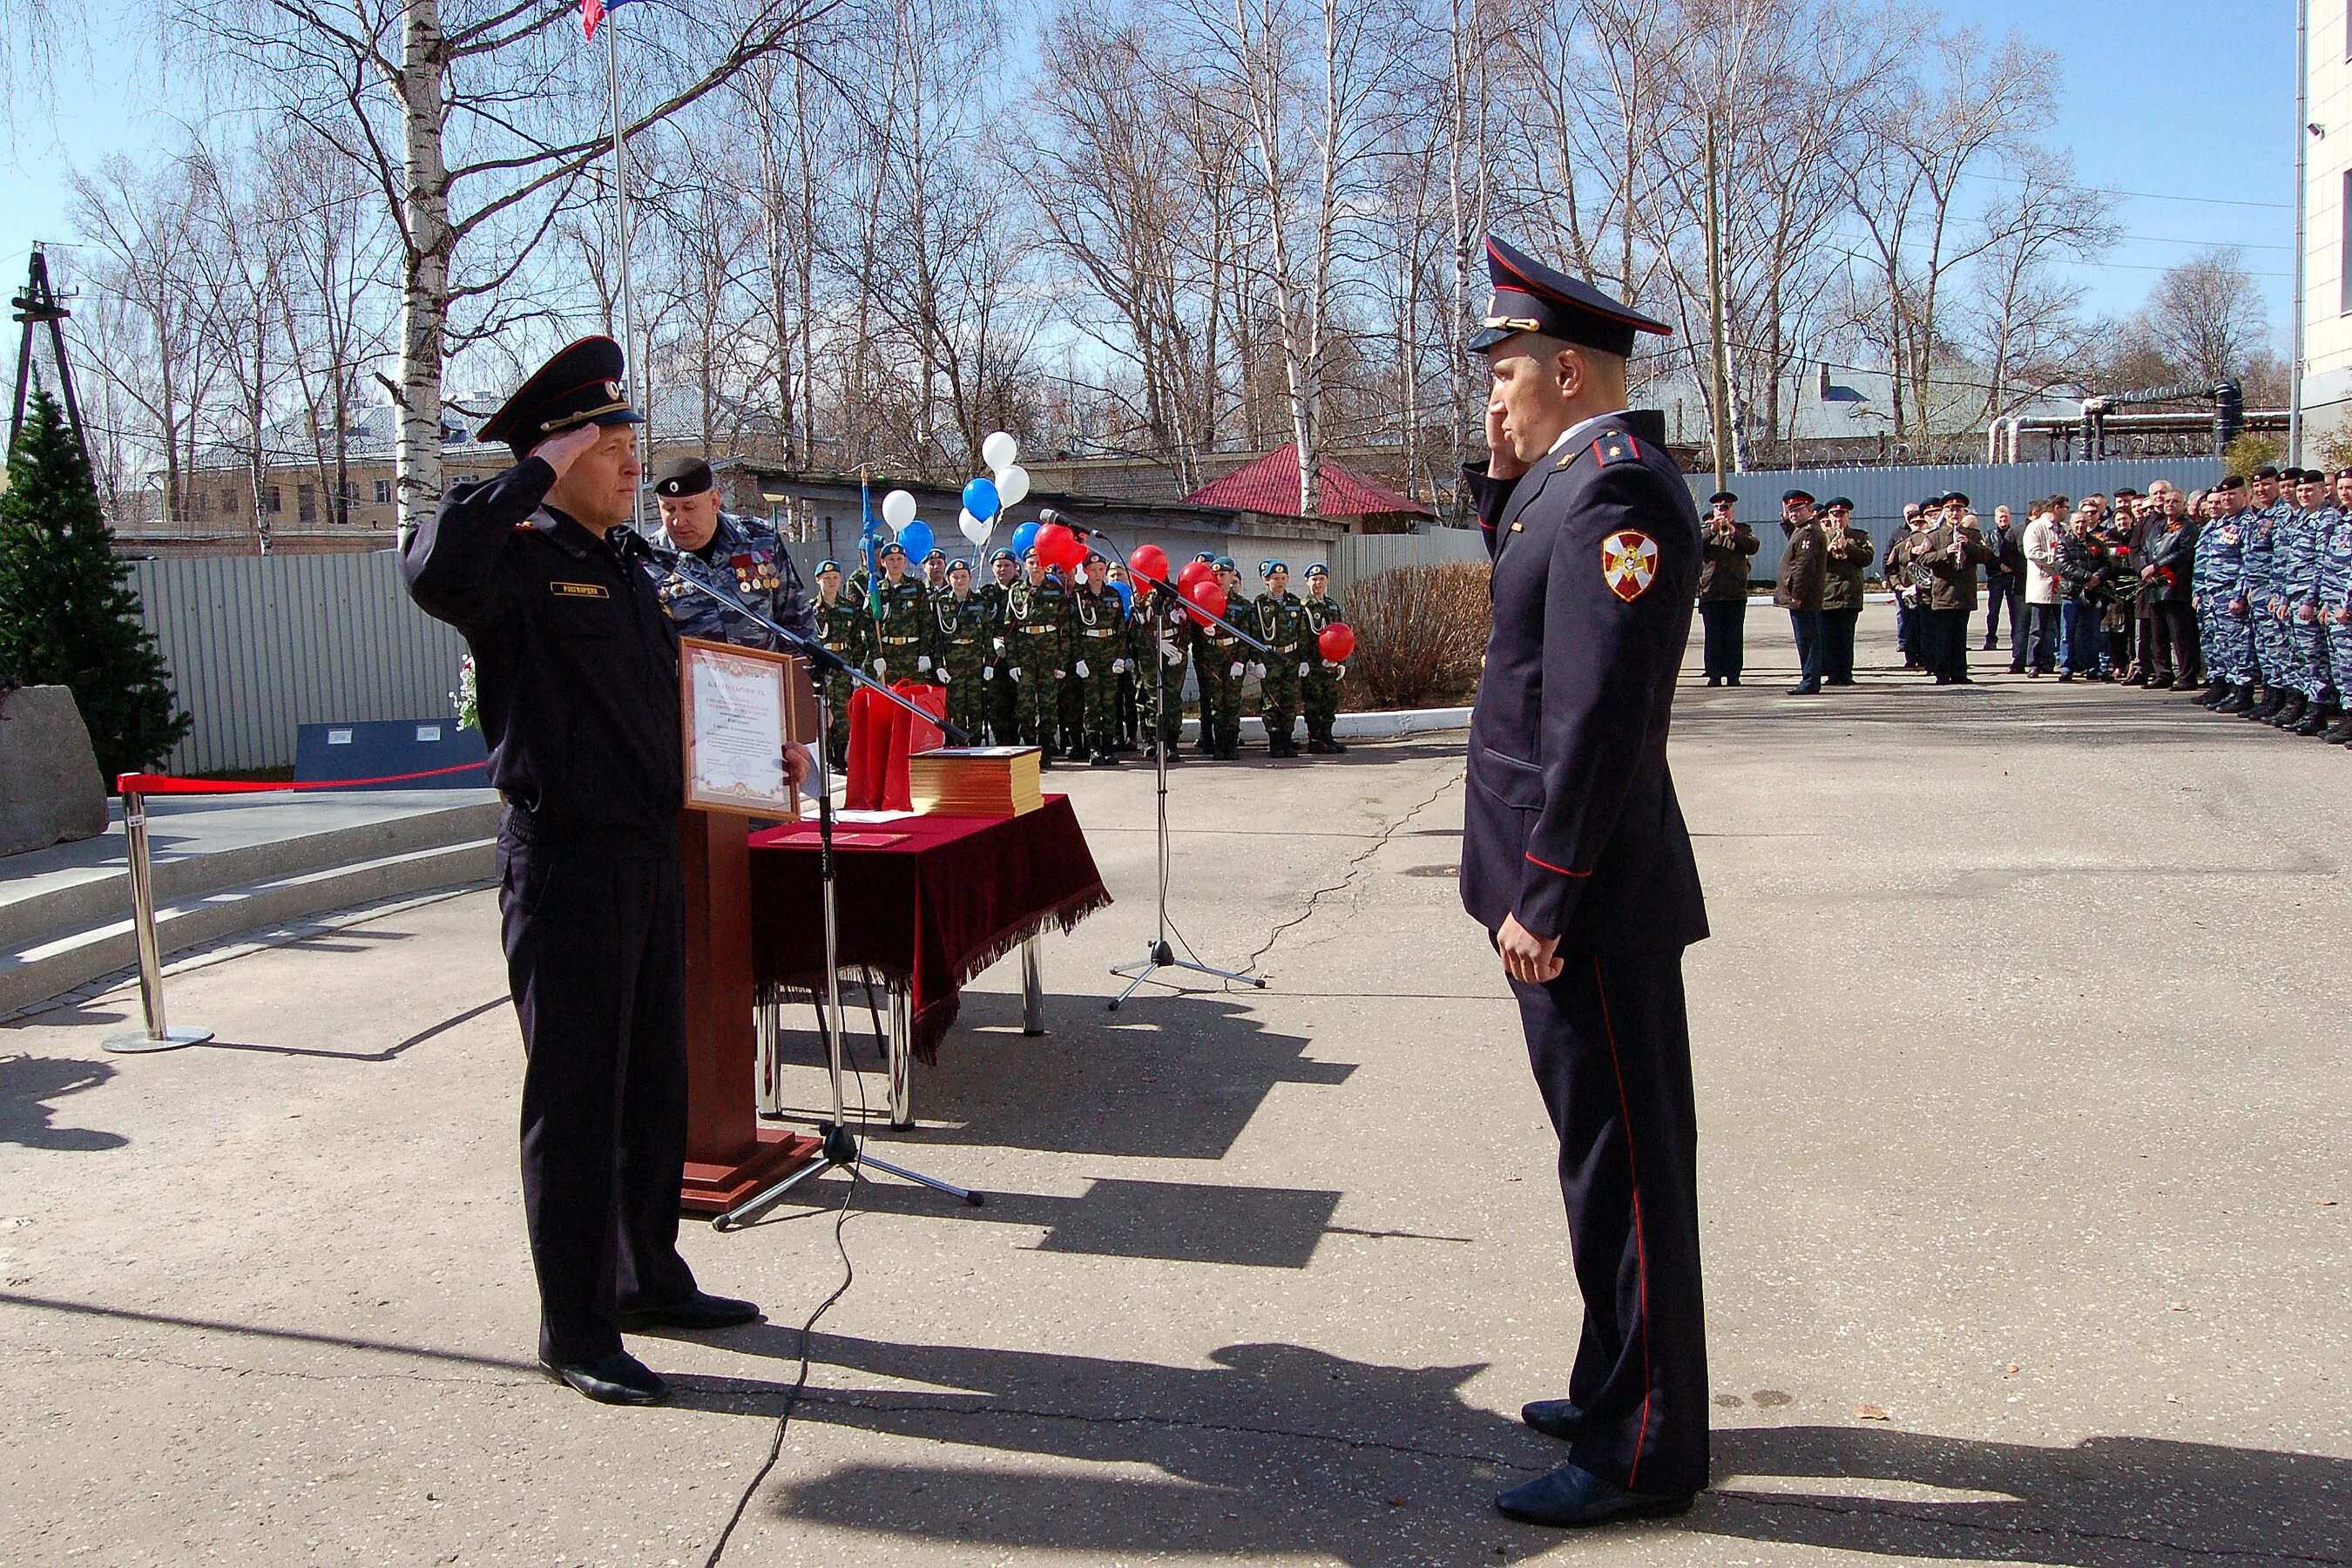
[478,335,645,460]
[1468,236,1673,357]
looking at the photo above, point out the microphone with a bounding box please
[1036,507,1102,540]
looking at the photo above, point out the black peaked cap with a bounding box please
[479,335,644,460]
[1469,236,1673,356]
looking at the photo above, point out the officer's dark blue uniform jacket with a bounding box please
[1459,422,1707,953]
[402,457,683,835]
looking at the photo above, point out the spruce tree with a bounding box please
[0,388,191,785]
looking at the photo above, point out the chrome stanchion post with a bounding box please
[887,979,912,1127]
[755,977,783,1117]
[104,787,211,1054]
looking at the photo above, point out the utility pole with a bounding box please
[1704,110,1730,491]
[10,245,91,464]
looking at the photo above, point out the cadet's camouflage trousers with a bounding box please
[989,659,1020,745]
[1009,662,1063,750]
[1259,656,1302,748]
[1078,663,1121,750]
[1136,652,1186,745]
[822,671,855,768]
[1304,666,1340,733]
[1194,647,1243,749]
[940,652,989,742]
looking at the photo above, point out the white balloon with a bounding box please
[994,463,1031,506]
[881,488,917,531]
[958,508,991,548]
[981,430,1018,473]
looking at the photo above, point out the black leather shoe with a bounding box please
[2215,686,2253,713]
[619,1290,762,1332]
[1495,1462,1693,1528]
[1521,1397,1589,1441]
[1786,682,1821,696]
[540,1350,670,1405]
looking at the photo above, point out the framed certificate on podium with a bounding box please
[679,638,807,820]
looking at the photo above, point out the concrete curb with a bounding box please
[1181,706,1471,743]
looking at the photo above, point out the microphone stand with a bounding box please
[645,560,982,1226]
[1045,520,1276,1010]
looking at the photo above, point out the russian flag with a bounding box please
[583,0,639,41]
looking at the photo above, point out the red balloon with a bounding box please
[1182,578,1227,627]
[1034,523,1085,572]
[1178,559,1215,591]
[1129,544,1171,586]
[1317,623,1356,662]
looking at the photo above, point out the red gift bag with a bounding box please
[845,681,948,810]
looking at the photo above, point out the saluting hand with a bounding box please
[1486,398,1530,482]
[1497,913,1564,984]
[529,422,604,479]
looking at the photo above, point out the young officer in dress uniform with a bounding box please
[642,456,815,652]
[1005,549,1073,760]
[1299,563,1348,753]
[928,558,993,743]
[1127,571,1192,762]
[1253,560,1308,757]
[1071,551,1130,766]
[1193,556,1247,759]
[811,561,868,768]
[977,547,1019,742]
[400,337,785,1408]
[865,541,928,680]
[1456,239,1710,1528]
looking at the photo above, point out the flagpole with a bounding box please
[606,7,645,531]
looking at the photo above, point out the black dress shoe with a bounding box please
[1786,683,1821,696]
[1495,1462,1693,1528]
[1521,1397,1589,1441]
[540,1350,670,1405]
[619,1290,762,1332]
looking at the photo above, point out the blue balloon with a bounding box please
[1110,578,1133,612]
[1010,520,1040,558]
[897,520,935,561]
[963,476,1002,521]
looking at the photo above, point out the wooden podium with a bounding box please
[676,647,825,1213]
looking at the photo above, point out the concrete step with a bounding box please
[0,794,500,956]
[0,835,495,1017]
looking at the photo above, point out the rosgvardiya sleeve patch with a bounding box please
[1600,530,1659,602]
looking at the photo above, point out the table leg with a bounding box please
[756,979,783,1117]
[888,978,914,1128]
[1021,935,1045,1037]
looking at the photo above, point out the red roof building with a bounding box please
[1179,443,1436,532]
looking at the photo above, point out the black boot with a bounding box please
[2193,679,2228,706]
[2214,684,2254,714]
[1306,733,1333,754]
[2270,693,2308,727]
[2245,686,2283,719]
[1326,729,1347,754]
[2327,713,2352,744]
[2293,705,2335,737]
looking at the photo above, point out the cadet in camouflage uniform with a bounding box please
[1070,551,1130,766]
[865,541,929,683]
[1127,572,1191,762]
[810,561,868,768]
[922,549,949,595]
[1004,551,1073,761]
[641,456,816,652]
[928,558,993,742]
[1298,562,1348,754]
[1252,559,1308,759]
[977,548,1020,743]
[1193,556,1247,759]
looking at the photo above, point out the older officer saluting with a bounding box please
[644,455,815,652]
[403,337,794,1407]
[1458,238,1711,1527]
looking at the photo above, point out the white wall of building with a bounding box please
[2304,0,2352,441]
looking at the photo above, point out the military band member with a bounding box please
[1128,572,1192,762]
[638,457,814,659]
[1254,560,1308,758]
[1457,239,1709,1528]
[1005,550,1073,760]
[811,561,868,768]
[929,558,992,741]
[1773,488,1828,695]
[865,541,928,681]
[1819,497,1873,686]
[1919,492,1991,685]
[1300,562,1348,753]
[1071,551,1130,766]
[401,336,778,1408]
[1694,491,1758,686]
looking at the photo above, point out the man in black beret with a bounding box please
[1458,236,1711,1529]
[642,455,814,654]
[402,337,794,1407]
[1696,490,1758,686]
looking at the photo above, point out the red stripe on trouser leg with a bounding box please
[1590,955,1655,1489]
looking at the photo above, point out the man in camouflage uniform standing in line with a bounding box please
[1128,569,1192,763]
[1192,556,1247,759]
[977,547,1019,743]
[1253,559,1308,759]
[1004,550,1073,763]
[1071,551,1130,766]
[1298,562,1348,754]
[928,558,993,743]
[810,561,869,769]
[865,541,929,684]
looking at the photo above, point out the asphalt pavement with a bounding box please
[1,605,2345,1566]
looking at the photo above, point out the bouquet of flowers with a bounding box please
[451,654,479,731]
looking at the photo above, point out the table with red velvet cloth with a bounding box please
[747,796,1110,1118]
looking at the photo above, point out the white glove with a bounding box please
[1075,660,1091,679]
[1055,668,1067,679]
[872,657,887,676]
[992,637,1007,655]
[1112,658,1130,673]
[1230,661,1245,679]
[916,655,932,672]
[1334,662,1347,679]
[1160,640,1182,664]
[1248,662,1267,679]
[982,666,994,680]
[937,669,950,683]
[1298,661,1310,677]
[1011,667,1024,683]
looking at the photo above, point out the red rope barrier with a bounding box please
[118,760,490,797]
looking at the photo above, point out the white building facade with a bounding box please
[2302,0,2352,445]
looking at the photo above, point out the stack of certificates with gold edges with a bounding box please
[907,746,1044,817]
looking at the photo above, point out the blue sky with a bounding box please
[0,0,2301,341]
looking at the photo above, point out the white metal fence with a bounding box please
[126,551,468,775]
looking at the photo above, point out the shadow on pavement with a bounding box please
[660,1331,2352,1568]
[0,1052,129,1151]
